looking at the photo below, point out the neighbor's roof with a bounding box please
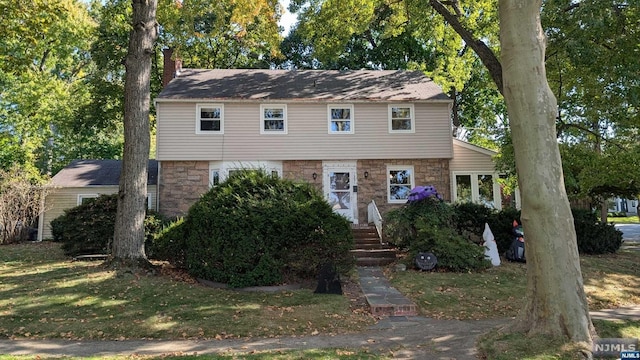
[157,69,451,102]
[452,139,498,156]
[51,160,158,187]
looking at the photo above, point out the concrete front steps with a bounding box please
[350,224,397,267]
[350,226,417,316]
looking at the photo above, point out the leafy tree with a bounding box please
[157,0,283,69]
[543,1,640,221]
[0,0,127,174]
[284,0,503,140]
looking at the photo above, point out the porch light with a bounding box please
[364,171,369,179]
[312,172,317,180]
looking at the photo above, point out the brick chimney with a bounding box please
[162,48,182,87]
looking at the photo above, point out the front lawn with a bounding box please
[605,215,639,224]
[387,248,640,359]
[0,242,374,340]
[388,250,640,320]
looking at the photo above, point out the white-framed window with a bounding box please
[388,104,415,133]
[146,193,155,210]
[260,104,287,134]
[209,161,283,186]
[77,194,99,205]
[210,169,220,187]
[387,165,414,203]
[452,172,501,210]
[196,103,223,134]
[328,104,354,134]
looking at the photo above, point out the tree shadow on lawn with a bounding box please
[0,242,373,341]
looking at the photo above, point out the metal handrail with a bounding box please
[367,200,384,243]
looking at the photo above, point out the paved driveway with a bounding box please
[615,223,640,243]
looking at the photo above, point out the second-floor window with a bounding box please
[196,104,223,134]
[260,104,287,134]
[389,105,414,133]
[328,104,354,134]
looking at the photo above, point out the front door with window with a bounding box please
[323,162,357,223]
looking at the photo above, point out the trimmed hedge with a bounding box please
[180,170,355,288]
[572,209,623,254]
[50,194,167,257]
[384,196,623,271]
[385,195,490,272]
[146,217,187,267]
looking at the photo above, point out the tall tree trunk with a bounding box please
[499,0,593,347]
[112,0,158,262]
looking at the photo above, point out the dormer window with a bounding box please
[196,104,223,134]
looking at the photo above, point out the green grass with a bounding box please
[605,215,639,224]
[0,242,374,341]
[477,320,640,360]
[1,242,639,360]
[477,330,590,360]
[386,249,639,360]
[388,250,640,320]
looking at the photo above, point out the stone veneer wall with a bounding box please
[159,161,210,218]
[158,159,448,222]
[282,160,324,192]
[357,159,450,222]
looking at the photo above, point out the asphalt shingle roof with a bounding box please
[157,69,451,102]
[51,160,158,187]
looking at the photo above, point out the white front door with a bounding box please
[323,162,358,223]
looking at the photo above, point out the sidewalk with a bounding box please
[0,316,506,359]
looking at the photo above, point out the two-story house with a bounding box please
[155,66,505,223]
[37,66,505,240]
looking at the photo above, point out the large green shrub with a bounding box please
[385,194,489,272]
[572,209,623,254]
[51,194,168,257]
[409,223,491,272]
[487,207,521,254]
[452,202,495,244]
[384,196,453,248]
[52,194,118,256]
[146,217,187,267]
[183,170,354,288]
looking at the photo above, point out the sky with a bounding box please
[279,0,297,35]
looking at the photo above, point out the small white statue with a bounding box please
[483,222,501,266]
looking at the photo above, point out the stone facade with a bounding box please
[282,160,323,192]
[357,159,450,221]
[158,158,449,221]
[159,161,210,218]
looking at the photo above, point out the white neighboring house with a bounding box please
[39,160,158,240]
[611,197,639,214]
